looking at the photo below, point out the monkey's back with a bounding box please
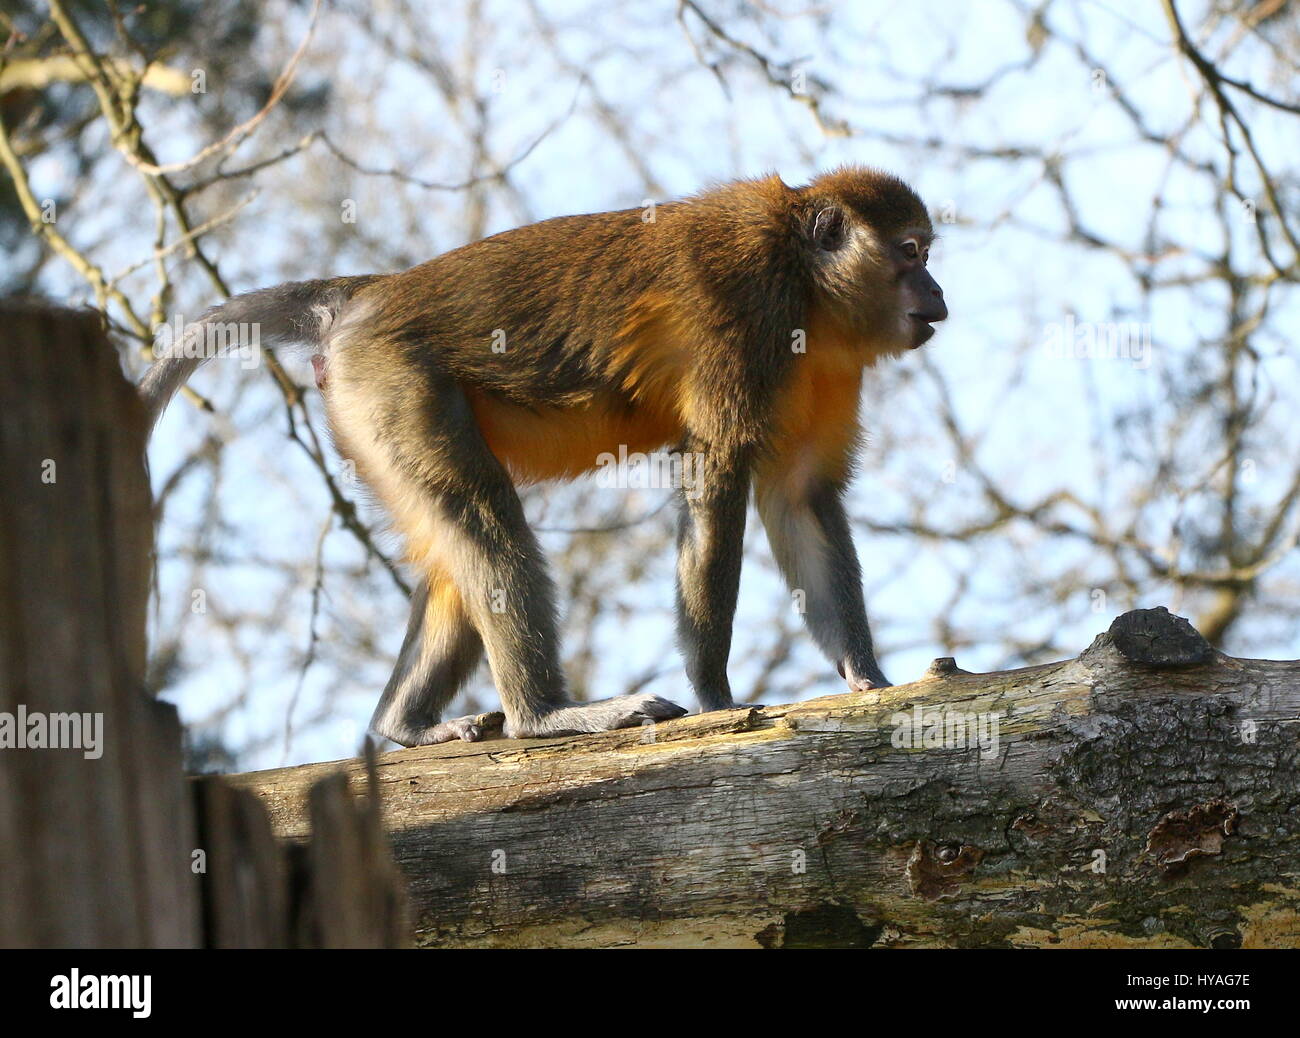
[360,208,672,405]
[343,177,817,480]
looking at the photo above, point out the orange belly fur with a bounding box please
[467,389,683,484]
[467,305,866,490]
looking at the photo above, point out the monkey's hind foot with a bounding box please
[506,692,688,739]
[403,712,505,747]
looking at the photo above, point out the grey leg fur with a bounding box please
[330,350,685,743]
[675,449,751,710]
[367,577,487,746]
[756,475,890,689]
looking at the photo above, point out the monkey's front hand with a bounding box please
[504,692,688,739]
[839,653,891,692]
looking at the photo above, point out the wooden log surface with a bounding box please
[227,607,1300,948]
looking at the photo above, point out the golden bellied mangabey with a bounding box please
[141,166,947,745]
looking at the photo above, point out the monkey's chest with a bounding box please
[466,389,683,484]
[464,344,862,489]
[764,352,865,492]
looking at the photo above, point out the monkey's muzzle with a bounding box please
[905,267,947,347]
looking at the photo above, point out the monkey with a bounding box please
[140,166,946,747]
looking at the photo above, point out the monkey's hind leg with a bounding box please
[332,354,685,741]
[367,573,487,747]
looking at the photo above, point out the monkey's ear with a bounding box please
[808,205,848,251]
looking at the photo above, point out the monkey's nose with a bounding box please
[909,291,946,325]
[928,291,948,323]
[915,284,947,323]
[909,269,947,323]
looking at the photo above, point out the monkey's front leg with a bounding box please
[757,476,891,691]
[675,452,752,711]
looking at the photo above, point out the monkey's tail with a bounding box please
[138,276,372,436]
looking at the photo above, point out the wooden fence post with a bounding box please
[0,302,199,947]
[0,301,408,948]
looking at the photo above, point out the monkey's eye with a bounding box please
[900,240,920,260]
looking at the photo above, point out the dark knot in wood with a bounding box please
[924,657,971,677]
[906,840,984,900]
[1144,798,1239,873]
[1104,607,1214,667]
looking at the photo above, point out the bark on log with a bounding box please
[227,606,1300,949]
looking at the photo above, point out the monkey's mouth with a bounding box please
[907,314,938,347]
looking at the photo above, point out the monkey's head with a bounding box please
[798,167,947,353]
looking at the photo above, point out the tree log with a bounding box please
[226,607,1300,948]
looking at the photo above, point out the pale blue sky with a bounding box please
[11,0,1297,769]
